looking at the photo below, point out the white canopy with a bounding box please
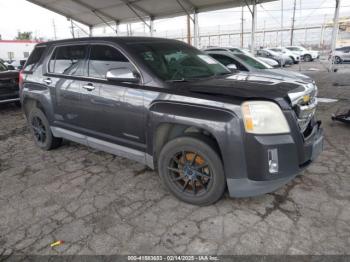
[27,0,275,27]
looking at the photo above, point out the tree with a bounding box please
[15,31,33,40]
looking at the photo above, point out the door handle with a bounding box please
[43,78,52,85]
[83,83,95,91]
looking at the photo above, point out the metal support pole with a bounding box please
[193,12,199,48]
[187,15,192,45]
[280,0,283,47]
[250,2,257,53]
[150,18,154,36]
[70,19,75,38]
[290,0,296,46]
[330,0,341,72]
[89,26,93,37]
[115,21,120,36]
[241,6,244,48]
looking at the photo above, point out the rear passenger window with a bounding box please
[88,45,132,79]
[23,46,46,72]
[49,45,87,76]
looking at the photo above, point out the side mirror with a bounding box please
[227,64,237,71]
[7,65,15,70]
[106,68,140,83]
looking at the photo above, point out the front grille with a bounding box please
[289,83,318,134]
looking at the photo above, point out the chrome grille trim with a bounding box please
[288,83,318,133]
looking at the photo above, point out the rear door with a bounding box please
[46,44,88,131]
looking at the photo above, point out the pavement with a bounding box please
[0,62,350,256]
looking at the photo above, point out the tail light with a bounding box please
[19,70,24,89]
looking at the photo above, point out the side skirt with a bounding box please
[51,126,154,169]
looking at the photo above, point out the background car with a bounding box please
[205,50,313,83]
[203,47,279,67]
[285,46,319,62]
[330,46,350,64]
[0,60,20,105]
[256,49,293,67]
[9,59,27,70]
[268,47,300,64]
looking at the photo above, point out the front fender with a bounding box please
[147,100,248,180]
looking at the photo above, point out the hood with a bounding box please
[171,71,306,105]
[262,69,313,83]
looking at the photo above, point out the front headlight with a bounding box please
[241,101,290,134]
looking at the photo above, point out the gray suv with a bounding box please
[20,37,323,205]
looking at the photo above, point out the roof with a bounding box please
[37,36,185,46]
[26,0,276,27]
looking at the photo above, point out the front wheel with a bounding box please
[334,56,342,64]
[28,108,62,150]
[158,136,226,206]
[304,54,312,62]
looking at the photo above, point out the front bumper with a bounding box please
[227,121,324,198]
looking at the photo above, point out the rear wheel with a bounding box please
[28,108,62,150]
[158,136,226,206]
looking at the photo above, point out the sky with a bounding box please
[0,0,349,40]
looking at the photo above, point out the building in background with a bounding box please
[0,40,41,61]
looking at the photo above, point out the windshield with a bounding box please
[129,42,230,81]
[0,61,7,71]
[235,54,273,69]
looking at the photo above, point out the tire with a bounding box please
[158,136,226,206]
[14,101,21,107]
[304,54,312,62]
[334,56,342,64]
[28,107,62,150]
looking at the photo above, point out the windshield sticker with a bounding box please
[198,55,219,64]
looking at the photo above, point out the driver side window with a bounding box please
[88,45,134,79]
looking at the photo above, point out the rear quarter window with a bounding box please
[23,46,46,72]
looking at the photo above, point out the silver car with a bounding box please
[331,46,350,64]
[203,47,279,68]
[205,50,313,83]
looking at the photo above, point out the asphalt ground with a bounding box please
[0,61,349,255]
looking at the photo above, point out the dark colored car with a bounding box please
[0,60,20,104]
[20,37,323,205]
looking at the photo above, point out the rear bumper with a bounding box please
[227,122,324,198]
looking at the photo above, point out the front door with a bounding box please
[79,44,146,150]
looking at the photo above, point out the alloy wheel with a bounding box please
[31,116,47,145]
[167,150,212,196]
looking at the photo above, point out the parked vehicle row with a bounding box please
[19,37,323,205]
[204,45,320,66]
